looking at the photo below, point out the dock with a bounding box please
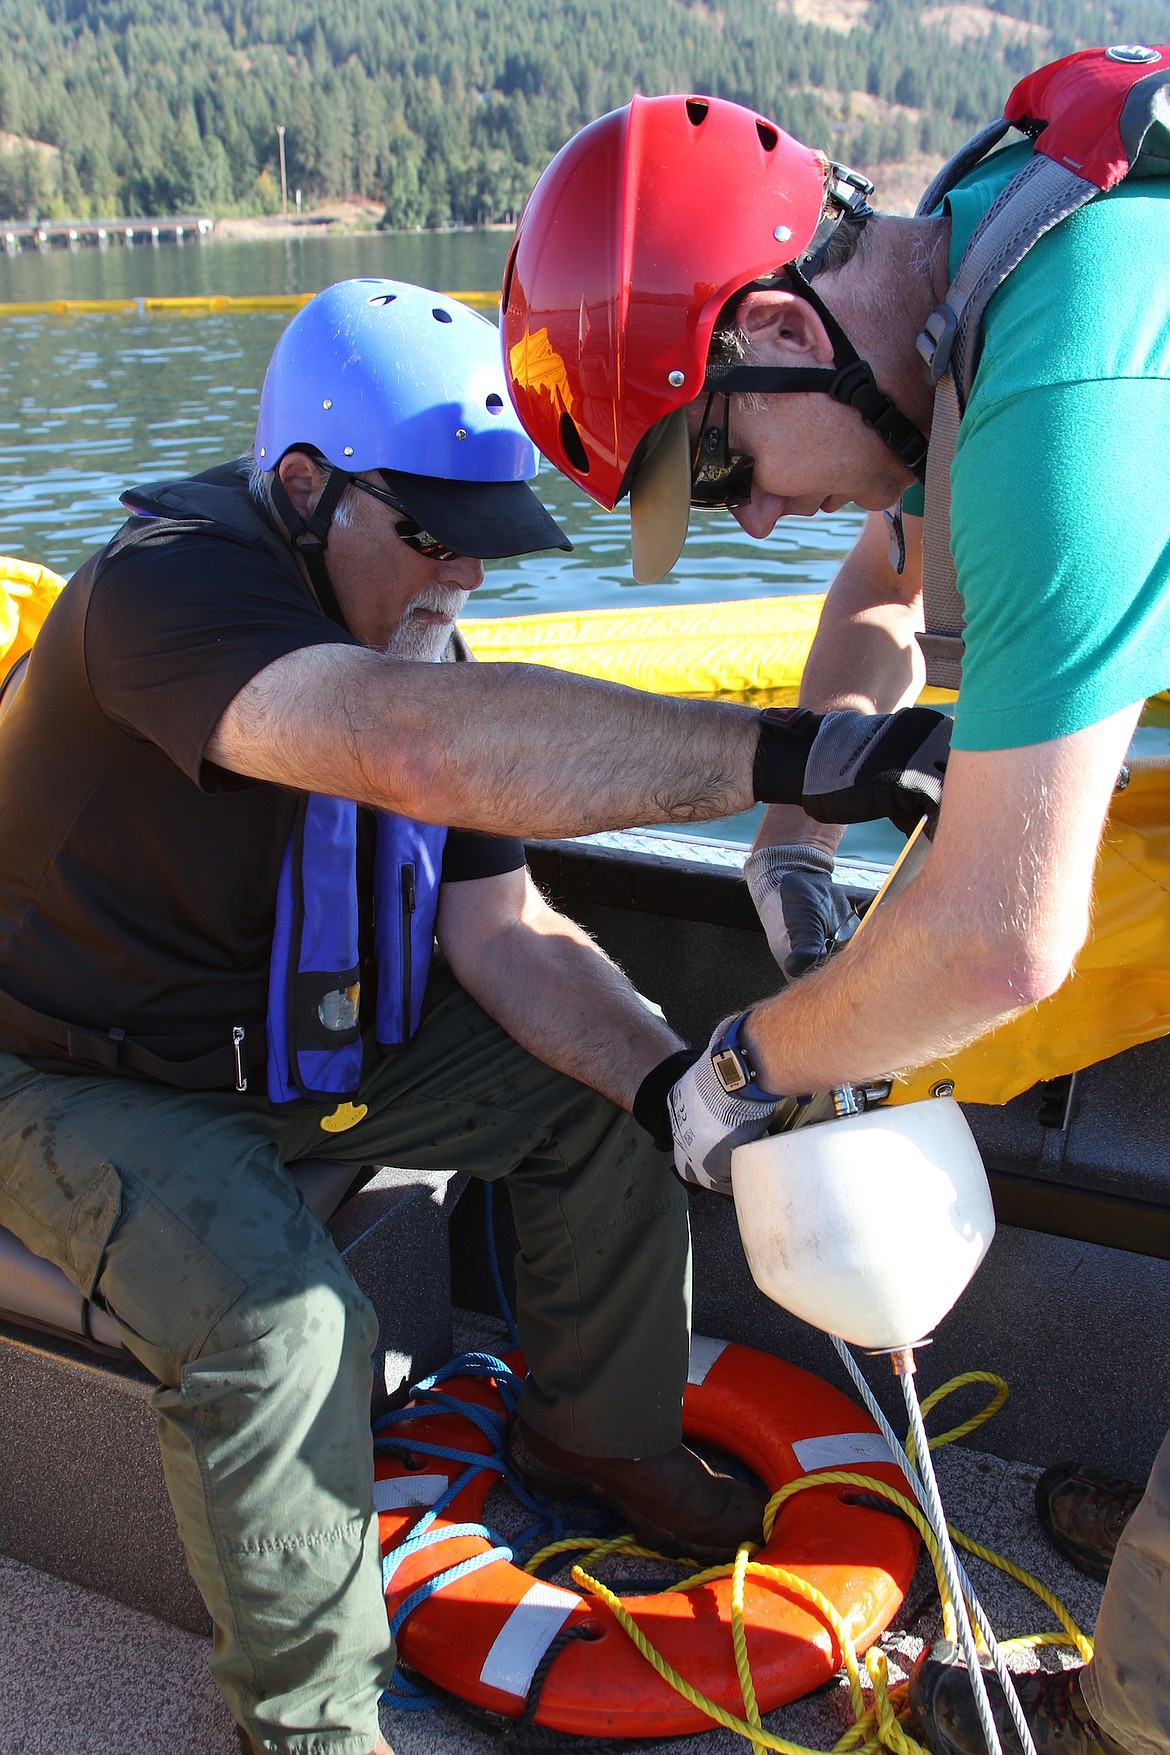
[2,216,214,252]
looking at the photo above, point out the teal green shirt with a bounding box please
[913,142,1170,750]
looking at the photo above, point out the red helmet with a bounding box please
[501,94,834,581]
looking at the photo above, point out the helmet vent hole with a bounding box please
[369,293,397,305]
[685,99,709,127]
[502,248,517,312]
[560,413,590,475]
[432,307,454,323]
[486,393,504,414]
[756,120,779,151]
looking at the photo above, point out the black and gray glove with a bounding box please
[744,843,860,979]
[668,1014,782,1194]
[752,705,951,834]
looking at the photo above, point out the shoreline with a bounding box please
[211,202,515,243]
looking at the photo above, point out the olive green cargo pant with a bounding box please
[0,961,691,1755]
[1081,1423,1170,1754]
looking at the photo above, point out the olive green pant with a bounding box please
[1080,1423,1170,1754]
[0,961,691,1754]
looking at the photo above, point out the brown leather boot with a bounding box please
[909,1648,1132,1755]
[1035,1463,1144,1583]
[508,1416,767,1564]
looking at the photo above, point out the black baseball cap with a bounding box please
[378,467,572,560]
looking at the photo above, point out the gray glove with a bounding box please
[668,1013,781,1194]
[753,705,950,834]
[744,843,860,979]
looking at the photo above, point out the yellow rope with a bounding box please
[949,1529,1094,1665]
[544,1369,1093,1752]
[908,1371,1009,1460]
[522,1531,677,1575]
[730,1542,767,1754]
[573,1560,839,1755]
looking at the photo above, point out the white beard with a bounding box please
[385,588,470,662]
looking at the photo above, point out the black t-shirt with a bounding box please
[0,466,524,1071]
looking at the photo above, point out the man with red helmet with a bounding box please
[503,79,1170,1755]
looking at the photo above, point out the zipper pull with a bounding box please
[232,1026,248,1093]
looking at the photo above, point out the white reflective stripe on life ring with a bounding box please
[792,1432,895,1471]
[374,1473,449,1512]
[687,1333,729,1385]
[478,1579,580,1697]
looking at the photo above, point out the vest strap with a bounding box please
[0,980,267,1089]
[918,372,967,691]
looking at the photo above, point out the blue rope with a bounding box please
[387,1543,513,1638]
[377,1350,577,1713]
[380,1671,436,1711]
[383,1512,510,1586]
[483,1180,521,1348]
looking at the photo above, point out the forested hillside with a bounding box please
[1,0,1167,226]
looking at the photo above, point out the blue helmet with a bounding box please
[256,278,539,481]
[255,278,569,561]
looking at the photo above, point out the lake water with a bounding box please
[0,231,927,862]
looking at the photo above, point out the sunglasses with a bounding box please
[690,392,755,509]
[349,475,462,560]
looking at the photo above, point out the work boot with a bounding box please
[508,1416,767,1564]
[1035,1463,1144,1583]
[908,1646,1132,1755]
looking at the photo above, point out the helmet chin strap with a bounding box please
[703,264,928,485]
[268,464,351,628]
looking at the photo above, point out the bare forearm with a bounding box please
[755,513,925,854]
[743,878,1024,1095]
[214,647,760,839]
[389,663,757,839]
[799,509,925,716]
[745,719,1137,1091]
[446,907,684,1109]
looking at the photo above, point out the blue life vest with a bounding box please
[266,793,447,1106]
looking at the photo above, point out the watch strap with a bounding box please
[710,1011,784,1103]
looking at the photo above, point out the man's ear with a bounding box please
[276,449,328,520]
[736,288,835,366]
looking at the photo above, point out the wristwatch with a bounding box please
[710,1011,783,1102]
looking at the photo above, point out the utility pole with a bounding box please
[276,124,288,218]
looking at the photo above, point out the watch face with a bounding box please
[712,1046,749,1094]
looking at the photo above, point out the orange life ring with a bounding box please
[375,1339,919,1738]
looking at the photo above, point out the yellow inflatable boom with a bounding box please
[899,757,1170,1105]
[461,596,826,701]
[2,569,835,703]
[0,556,66,670]
[461,597,960,707]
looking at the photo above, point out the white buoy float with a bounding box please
[731,1094,994,1351]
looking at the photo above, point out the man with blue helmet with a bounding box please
[0,277,947,1755]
